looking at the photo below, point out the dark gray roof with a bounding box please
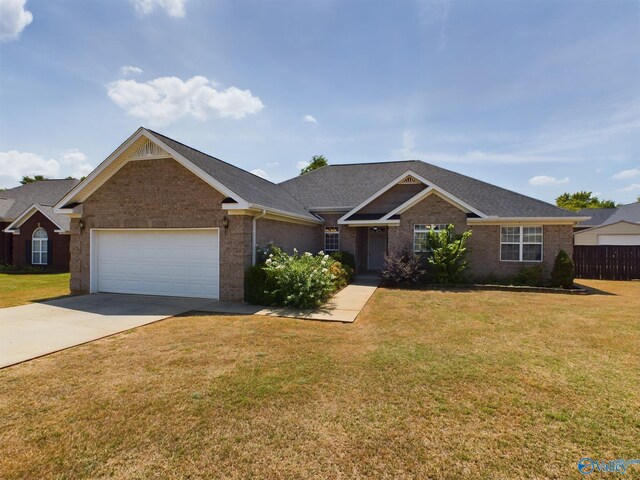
[575,208,617,227]
[577,203,640,227]
[148,130,318,221]
[280,160,580,218]
[0,179,80,223]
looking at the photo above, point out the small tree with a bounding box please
[550,250,574,289]
[20,175,47,184]
[422,225,472,283]
[555,191,618,211]
[300,155,328,175]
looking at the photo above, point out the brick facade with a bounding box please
[70,158,254,301]
[466,224,574,280]
[67,154,576,298]
[256,217,321,254]
[12,211,71,271]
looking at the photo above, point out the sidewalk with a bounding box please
[196,275,379,323]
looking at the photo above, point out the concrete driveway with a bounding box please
[0,294,213,368]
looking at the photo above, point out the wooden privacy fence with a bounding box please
[573,245,640,280]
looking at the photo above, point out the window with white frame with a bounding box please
[414,224,449,252]
[500,226,543,261]
[32,227,48,265]
[324,226,340,251]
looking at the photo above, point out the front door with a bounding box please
[367,227,387,271]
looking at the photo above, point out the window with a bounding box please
[324,226,340,252]
[32,227,48,265]
[414,224,449,252]
[500,226,542,262]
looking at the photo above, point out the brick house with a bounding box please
[1,179,79,271]
[54,128,587,301]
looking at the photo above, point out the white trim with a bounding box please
[89,227,220,298]
[54,128,251,213]
[3,203,68,233]
[573,220,639,235]
[225,202,321,225]
[31,227,48,265]
[413,223,449,253]
[469,216,589,225]
[337,170,426,224]
[381,182,487,220]
[252,209,267,265]
[343,220,400,227]
[308,207,354,213]
[499,225,543,263]
[323,226,340,252]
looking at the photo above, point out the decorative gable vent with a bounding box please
[129,140,169,161]
[399,175,421,185]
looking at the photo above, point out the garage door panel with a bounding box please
[95,230,219,299]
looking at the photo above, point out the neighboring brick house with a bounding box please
[54,128,587,301]
[1,179,79,271]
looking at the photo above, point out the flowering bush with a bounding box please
[246,247,348,309]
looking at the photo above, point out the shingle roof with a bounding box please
[577,203,640,227]
[280,161,580,218]
[147,130,318,221]
[0,179,80,223]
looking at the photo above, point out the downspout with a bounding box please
[252,209,267,265]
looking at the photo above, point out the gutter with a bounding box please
[252,209,267,266]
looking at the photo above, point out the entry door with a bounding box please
[367,227,387,271]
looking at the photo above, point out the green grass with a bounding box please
[0,272,70,308]
[0,279,638,478]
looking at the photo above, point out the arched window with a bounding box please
[32,227,48,265]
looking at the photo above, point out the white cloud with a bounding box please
[0,149,93,188]
[266,161,279,167]
[618,183,640,192]
[107,75,264,126]
[612,168,640,180]
[131,0,187,17]
[528,175,570,187]
[303,114,317,123]
[120,65,143,76]
[0,0,33,43]
[296,161,309,170]
[250,168,269,180]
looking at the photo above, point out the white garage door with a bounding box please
[597,234,640,246]
[94,229,219,299]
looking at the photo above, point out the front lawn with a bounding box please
[0,279,638,478]
[0,272,70,308]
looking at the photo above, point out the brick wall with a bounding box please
[357,184,425,215]
[256,218,321,254]
[70,158,253,301]
[466,224,574,280]
[12,211,70,271]
[388,194,468,254]
[314,213,357,255]
[0,223,11,264]
[385,193,574,280]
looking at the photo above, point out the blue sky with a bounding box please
[1,0,639,204]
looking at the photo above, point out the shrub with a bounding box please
[329,251,356,271]
[514,265,548,287]
[260,248,338,309]
[245,264,272,305]
[550,249,574,289]
[421,225,472,284]
[329,261,352,290]
[381,250,428,286]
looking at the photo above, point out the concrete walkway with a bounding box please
[0,294,212,368]
[197,275,379,323]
